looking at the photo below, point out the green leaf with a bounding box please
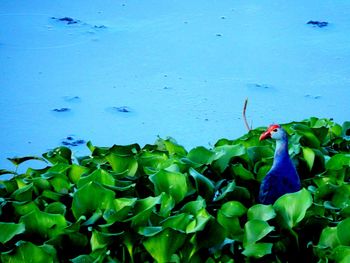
[273,188,312,229]
[72,181,115,219]
[11,183,33,202]
[19,210,67,239]
[161,213,193,232]
[44,202,66,215]
[77,168,115,188]
[247,146,274,163]
[242,243,273,258]
[68,164,89,184]
[138,226,163,237]
[0,222,25,244]
[43,147,72,164]
[186,146,216,165]
[156,137,187,156]
[213,180,236,201]
[150,169,188,203]
[7,156,46,166]
[219,201,247,217]
[243,220,274,246]
[103,197,137,223]
[318,226,340,249]
[188,167,215,200]
[231,163,255,180]
[326,154,350,170]
[302,147,315,171]
[247,204,276,221]
[0,241,57,263]
[213,144,246,173]
[337,218,350,246]
[90,229,124,251]
[105,153,138,177]
[185,207,211,233]
[143,228,186,262]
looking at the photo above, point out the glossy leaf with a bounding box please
[72,181,115,219]
[0,241,57,263]
[0,222,25,244]
[247,204,276,221]
[143,228,186,262]
[106,154,138,177]
[242,243,273,258]
[150,169,188,203]
[337,218,350,246]
[243,219,274,246]
[188,167,215,200]
[7,156,46,166]
[19,210,67,239]
[213,144,246,173]
[273,188,312,229]
[186,146,216,165]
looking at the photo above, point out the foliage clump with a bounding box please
[0,117,350,262]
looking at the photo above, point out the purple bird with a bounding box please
[258,124,301,204]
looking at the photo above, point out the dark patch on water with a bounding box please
[107,106,132,114]
[52,108,71,112]
[247,83,275,91]
[61,136,85,147]
[52,17,81,25]
[304,94,322,99]
[307,21,329,28]
[63,96,81,103]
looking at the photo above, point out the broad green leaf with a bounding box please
[43,147,72,164]
[44,202,66,215]
[291,124,321,148]
[156,137,187,156]
[302,147,315,171]
[150,169,188,203]
[337,218,350,246]
[72,181,115,219]
[0,222,25,244]
[90,229,123,251]
[242,243,273,258]
[19,210,67,239]
[186,207,211,233]
[186,146,216,165]
[110,143,141,156]
[7,156,46,166]
[138,226,163,237]
[143,228,186,262]
[247,146,274,163]
[243,220,274,246]
[161,213,193,232]
[231,163,255,180]
[326,154,350,170]
[0,169,16,176]
[213,180,236,201]
[219,201,247,217]
[68,164,89,184]
[273,188,312,229]
[77,168,115,188]
[318,226,340,249]
[0,241,57,263]
[103,197,137,223]
[12,201,39,216]
[213,144,246,173]
[11,183,33,202]
[247,204,276,221]
[105,153,138,177]
[188,167,215,200]
[332,246,350,263]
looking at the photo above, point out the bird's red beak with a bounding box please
[259,131,271,141]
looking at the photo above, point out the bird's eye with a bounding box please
[273,128,278,132]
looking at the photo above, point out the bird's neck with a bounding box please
[273,138,290,165]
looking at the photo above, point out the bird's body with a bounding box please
[259,124,301,204]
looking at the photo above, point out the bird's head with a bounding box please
[259,124,286,141]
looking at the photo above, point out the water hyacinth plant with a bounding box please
[0,117,349,262]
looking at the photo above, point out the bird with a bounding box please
[258,124,301,204]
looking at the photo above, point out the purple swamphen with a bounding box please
[258,124,301,204]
